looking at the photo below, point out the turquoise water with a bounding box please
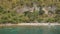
[0,26,60,34]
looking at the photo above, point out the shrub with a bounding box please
[46,18,55,23]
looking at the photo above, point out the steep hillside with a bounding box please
[0,0,60,23]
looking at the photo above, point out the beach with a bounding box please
[0,23,60,26]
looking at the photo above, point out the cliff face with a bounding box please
[14,3,40,13]
[42,6,56,14]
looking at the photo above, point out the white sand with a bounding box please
[0,23,60,26]
[18,23,60,26]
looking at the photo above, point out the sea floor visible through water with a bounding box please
[0,25,60,34]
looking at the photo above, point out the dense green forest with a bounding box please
[0,0,60,23]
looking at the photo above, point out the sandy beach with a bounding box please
[0,23,60,26]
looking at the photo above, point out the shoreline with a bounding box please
[0,23,60,26]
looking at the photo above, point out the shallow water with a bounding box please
[0,25,60,34]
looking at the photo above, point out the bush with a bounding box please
[54,14,60,23]
[37,18,43,23]
[39,10,45,15]
[55,10,60,14]
[45,18,55,23]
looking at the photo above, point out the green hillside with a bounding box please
[0,0,60,23]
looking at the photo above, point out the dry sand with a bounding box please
[0,23,60,26]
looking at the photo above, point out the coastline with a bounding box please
[0,23,60,26]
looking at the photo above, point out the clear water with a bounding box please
[0,25,60,34]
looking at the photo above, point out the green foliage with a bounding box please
[54,14,60,23]
[55,9,60,14]
[0,0,60,23]
[39,10,45,15]
[46,18,55,23]
[37,17,43,23]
